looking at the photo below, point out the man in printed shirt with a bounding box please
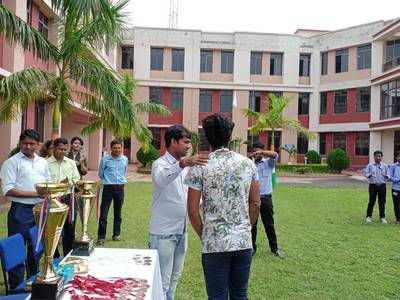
[149,125,208,300]
[249,142,284,258]
[97,139,129,246]
[48,137,80,256]
[389,151,400,224]
[0,129,51,289]
[186,114,260,300]
[364,150,390,224]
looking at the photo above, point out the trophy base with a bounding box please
[31,276,64,300]
[71,239,95,256]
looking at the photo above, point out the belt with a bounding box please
[370,183,386,186]
[11,202,35,209]
[260,194,272,198]
[104,184,125,188]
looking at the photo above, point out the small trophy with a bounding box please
[72,180,97,256]
[32,183,70,300]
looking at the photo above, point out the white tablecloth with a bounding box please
[60,248,163,300]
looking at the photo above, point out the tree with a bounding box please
[280,146,297,164]
[190,131,201,155]
[242,94,316,151]
[0,1,137,139]
[85,73,171,150]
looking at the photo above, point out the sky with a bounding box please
[124,0,399,34]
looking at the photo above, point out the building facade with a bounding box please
[1,0,400,169]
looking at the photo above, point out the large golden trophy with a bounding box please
[72,180,97,256]
[32,183,69,300]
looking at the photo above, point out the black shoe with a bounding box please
[273,249,285,259]
[112,235,121,241]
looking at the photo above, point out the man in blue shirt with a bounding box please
[97,139,129,245]
[389,151,400,224]
[364,150,389,224]
[249,142,284,258]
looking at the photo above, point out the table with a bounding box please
[60,248,163,300]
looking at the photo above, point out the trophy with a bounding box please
[72,180,97,256]
[32,183,70,300]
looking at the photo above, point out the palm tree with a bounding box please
[0,0,136,139]
[97,73,170,150]
[242,94,315,151]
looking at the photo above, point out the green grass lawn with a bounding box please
[1,183,399,299]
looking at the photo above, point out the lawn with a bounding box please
[1,183,399,299]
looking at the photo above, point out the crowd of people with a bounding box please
[0,130,128,291]
[3,113,399,300]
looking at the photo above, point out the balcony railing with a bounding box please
[383,56,400,72]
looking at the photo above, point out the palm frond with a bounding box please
[0,4,57,61]
[0,69,54,121]
[134,102,171,116]
[241,108,261,120]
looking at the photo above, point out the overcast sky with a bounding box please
[125,0,399,34]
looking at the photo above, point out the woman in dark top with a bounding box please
[67,136,88,178]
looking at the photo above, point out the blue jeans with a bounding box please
[148,233,187,300]
[202,249,253,300]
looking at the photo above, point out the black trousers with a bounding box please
[251,195,278,253]
[392,189,400,222]
[366,184,386,218]
[54,195,76,257]
[97,185,125,239]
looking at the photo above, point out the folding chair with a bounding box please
[0,233,37,295]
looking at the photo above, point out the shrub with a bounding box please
[327,148,350,173]
[305,150,321,164]
[136,145,160,167]
[276,163,334,173]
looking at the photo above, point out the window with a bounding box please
[149,128,161,150]
[270,53,283,75]
[335,49,348,73]
[299,54,311,76]
[320,92,327,115]
[26,0,32,25]
[38,12,49,39]
[319,133,326,155]
[321,52,328,75]
[381,80,400,119]
[21,109,27,132]
[149,87,163,104]
[247,132,259,152]
[172,48,184,72]
[200,50,213,73]
[221,51,234,74]
[121,46,134,69]
[220,91,233,112]
[386,39,400,65]
[267,131,281,151]
[357,44,371,70]
[356,87,371,112]
[249,91,261,112]
[170,88,183,111]
[269,91,283,99]
[199,128,210,151]
[199,90,212,112]
[355,132,369,156]
[298,93,309,115]
[334,90,347,113]
[297,136,308,155]
[333,132,346,151]
[150,47,164,71]
[34,103,45,142]
[250,52,262,75]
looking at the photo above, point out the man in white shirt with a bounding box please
[0,129,51,289]
[149,125,208,300]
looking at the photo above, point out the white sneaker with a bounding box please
[380,218,388,224]
[365,217,372,223]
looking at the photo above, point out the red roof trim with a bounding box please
[373,18,400,38]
